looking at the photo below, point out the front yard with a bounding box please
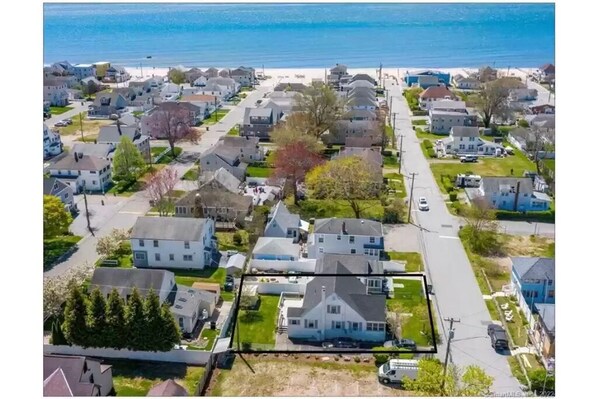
[386,252,424,273]
[202,109,230,125]
[44,235,82,269]
[156,147,183,164]
[49,106,74,115]
[285,198,384,222]
[110,359,204,396]
[106,165,167,197]
[235,294,279,350]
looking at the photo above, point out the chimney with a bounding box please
[342,221,347,235]
[513,181,521,211]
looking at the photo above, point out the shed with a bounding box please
[225,253,246,275]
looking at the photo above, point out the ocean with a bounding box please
[43,3,555,68]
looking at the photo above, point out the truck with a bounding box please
[455,173,482,188]
[377,359,419,385]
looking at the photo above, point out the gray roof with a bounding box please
[253,237,299,257]
[451,126,480,137]
[249,107,273,117]
[430,100,467,111]
[176,186,252,212]
[98,125,139,144]
[93,92,127,107]
[534,303,555,334]
[71,143,114,159]
[43,177,69,196]
[90,267,174,298]
[315,254,383,274]
[274,83,308,92]
[170,284,217,318]
[512,257,555,281]
[288,273,386,321]
[114,113,140,127]
[51,154,110,171]
[314,218,383,236]
[147,379,188,396]
[348,96,377,107]
[200,167,242,193]
[219,135,260,150]
[226,253,246,270]
[336,147,383,168]
[44,355,101,396]
[265,201,300,237]
[131,216,209,241]
[346,109,376,120]
[482,177,535,195]
[350,74,376,85]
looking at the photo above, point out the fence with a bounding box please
[248,259,316,273]
[244,281,307,295]
[195,353,218,396]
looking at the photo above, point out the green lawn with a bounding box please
[202,109,230,125]
[246,166,274,178]
[110,359,204,396]
[286,199,384,221]
[197,328,219,351]
[221,291,236,302]
[386,278,434,346]
[241,87,255,92]
[387,251,424,272]
[156,147,183,164]
[414,128,446,141]
[411,119,427,126]
[96,254,133,268]
[387,279,424,312]
[236,294,279,350]
[420,142,432,159]
[49,106,74,115]
[542,159,555,173]
[384,125,395,148]
[182,167,200,181]
[384,173,407,198]
[106,180,145,197]
[57,112,112,137]
[383,154,398,166]
[227,125,240,136]
[132,111,144,117]
[150,146,168,157]
[44,235,82,269]
[216,230,250,253]
[173,267,227,287]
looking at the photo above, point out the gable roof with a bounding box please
[97,125,139,143]
[200,167,242,193]
[540,63,555,74]
[482,177,535,195]
[314,218,383,236]
[71,143,115,159]
[153,101,202,114]
[350,74,376,85]
[180,94,217,104]
[51,154,110,171]
[345,136,376,147]
[534,303,555,334]
[336,147,383,168]
[253,237,300,257]
[346,109,377,120]
[131,216,209,241]
[451,126,480,137]
[265,201,300,236]
[419,85,455,100]
[219,135,260,149]
[170,284,217,318]
[43,177,70,196]
[43,355,99,396]
[93,92,127,107]
[315,253,383,274]
[147,379,188,397]
[274,82,308,92]
[511,257,555,281]
[91,267,173,298]
[43,368,74,397]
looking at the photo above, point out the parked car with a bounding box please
[418,197,429,211]
[460,155,478,163]
[64,118,73,125]
[322,338,360,349]
[54,121,68,127]
[488,324,509,351]
[383,338,417,350]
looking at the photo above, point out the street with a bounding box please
[385,78,523,394]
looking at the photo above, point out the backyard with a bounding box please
[246,165,274,178]
[235,294,279,350]
[285,198,385,221]
[110,359,204,396]
[216,230,250,253]
[202,109,230,125]
[172,266,227,287]
[43,235,82,269]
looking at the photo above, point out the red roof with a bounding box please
[419,85,455,100]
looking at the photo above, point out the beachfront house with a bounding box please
[404,70,451,88]
[49,153,112,194]
[452,74,482,90]
[230,66,256,87]
[43,77,69,106]
[465,177,552,212]
[307,218,384,260]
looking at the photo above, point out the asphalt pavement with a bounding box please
[385,78,523,395]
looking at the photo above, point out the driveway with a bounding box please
[383,224,422,253]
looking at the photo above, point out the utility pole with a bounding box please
[82,183,94,237]
[398,134,405,174]
[406,172,418,224]
[440,317,460,395]
[79,112,84,142]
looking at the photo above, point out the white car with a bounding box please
[418,197,429,211]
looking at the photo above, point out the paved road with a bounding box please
[385,78,522,395]
[496,221,554,238]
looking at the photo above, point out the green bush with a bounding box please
[495,210,555,223]
[412,110,428,116]
[427,148,436,158]
[451,201,463,215]
[381,150,393,156]
[445,185,454,193]
[372,347,389,365]
[449,192,458,202]
[233,231,243,246]
[423,139,433,149]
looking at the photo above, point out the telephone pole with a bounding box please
[406,172,418,223]
[398,134,405,174]
[82,183,94,237]
[79,112,84,142]
[440,317,460,395]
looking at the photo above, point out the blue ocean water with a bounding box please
[43,3,555,68]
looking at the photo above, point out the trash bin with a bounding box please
[210,321,216,330]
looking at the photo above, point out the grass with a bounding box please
[202,109,230,125]
[150,146,168,157]
[198,328,219,351]
[227,125,240,136]
[106,180,145,197]
[414,128,446,141]
[387,279,424,311]
[386,278,434,346]
[411,119,427,126]
[57,112,112,137]
[383,154,398,166]
[110,359,204,396]
[241,87,255,92]
[384,125,395,149]
[173,267,227,287]
[286,198,384,221]
[221,291,236,302]
[43,235,82,269]
[387,252,424,272]
[384,173,407,198]
[236,294,279,350]
[420,142,432,159]
[496,296,528,347]
[156,147,183,164]
[96,254,133,268]
[485,299,501,321]
[542,159,555,173]
[132,111,144,117]
[182,167,200,181]
[49,106,74,115]
[216,230,250,253]
[247,165,274,178]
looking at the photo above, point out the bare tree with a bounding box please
[472,79,513,128]
[146,167,179,216]
[528,126,554,174]
[293,84,346,138]
[147,106,201,157]
[462,198,503,256]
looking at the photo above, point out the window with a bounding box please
[469,137,475,142]
[184,241,190,249]
[155,253,161,261]
[332,321,343,329]
[352,322,361,331]
[290,319,300,325]
[153,240,159,247]
[169,254,174,261]
[139,239,145,247]
[349,236,355,243]
[337,235,341,240]
[369,237,375,243]
[319,247,323,253]
[368,279,380,288]
[327,305,340,314]
[305,320,318,329]
[318,236,324,243]
[183,255,193,261]
[135,252,145,260]
[92,180,97,185]
[547,279,553,286]
[367,322,385,332]
[351,249,356,254]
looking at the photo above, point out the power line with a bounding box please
[441,317,460,395]
[406,172,418,223]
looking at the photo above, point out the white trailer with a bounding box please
[455,173,482,188]
[378,359,419,385]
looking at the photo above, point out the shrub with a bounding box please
[381,150,392,156]
[233,231,243,246]
[445,185,454,193]
[449,192,458,202]
[495,210,555,223]
[372,347,389,365]
[427,148,436,158]
[412,110,428,116]
[423,139,433,149]
[354,356,361,363]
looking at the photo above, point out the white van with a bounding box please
[378,359,419,385]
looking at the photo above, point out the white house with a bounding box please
[466,177,552,212]
[451,74,482,90]
[160,83,182,101]
[252,237,301,261]
[316,253,385,294]
[199,145,248,182]
[286,273,387,343]
[131,217,217,270]
[264,201,305,242]
[43,77,69,106]
[307,218,384,260]
[418,85,457,110]
[217,136,263,163]
[429,109,478,134]
[441,126,504,156]
[49,153,112,193]
[43,123,63,159]
[230,66,256,87]
[193,75,208,87]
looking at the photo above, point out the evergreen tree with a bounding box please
[143,289,164,351]
[125,288,147,350]
[61,285,89,347]
[50,320,68,346]
[159,303,181,351]
[104,289,127,349]
[87,288,108,348]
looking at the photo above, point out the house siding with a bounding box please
[307,233,384,260]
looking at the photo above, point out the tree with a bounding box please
[305,156,381,218]
[472,79,512,128]
[383,198,406,224]
[113,136,145,183]
[273,142,324,204]
[96,228,130,258]
[146,167,179,216]
[528,126,555,174]
[403,359,492,396]
[270,113,323,153]
[293,83,345,138]
[147,106,201,157]
[44,195,73,238]
[125,288,147,350]
[44,262,94,321]
[461,198,502,256]
[529,368,555,394]
[87,288,108,347]
[143,290,164,351]
[159,303,181,351]
[460,365,494,396]
[168,68,186,85]
[50,319,68,345]
[104,288,127,349]
[61,285,90,347]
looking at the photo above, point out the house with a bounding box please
[262,91,300,114]
[71,143,115,161]
[510,257,555,322]
[441,126,504,156]
[179,94,218,116]
[141,102,203,139]
[192,75,208,87]
[529,104,555,115]
[274,82,308,93]
[199,145,248,182]
[44,355,114,397]
[531,303,555,362]
[341,79,375,92]
[97,125,151,161]
[286,272,387,343]
[451,74,482,90]
[404,70,451,88]
[307,218,384,259]
[527,114,555,129]
[81,76,102,87]
[535,63,555,83]
[160,83,182,101]
[240,105,283,140]
[131,217,216,269]
[230,66,256,87]
[50,60,75,75]
[44,177,75,211]
[104,66,130,83]
[147,379,188,397]
[49,153,112,193]
[345,109,377,121]
[418,86,457,110]
[351,74,377,86]
[204,67,219,78]
[217,136,263,162]
[325,119,381,145]
[225,253,246,276]
[315,253,384,294]
[429,99,468,113]
[44,123,63,159]
[347,87,377,110]
[174,173,252,225]
[252,237,301,261]
[466,177,552,212]
[92,62,111,79]
[345,136,378,147]
[90,268,217,334]
[193,77,239,100]
[428,108,478,134]
[88,92,128,118]
[507,127,554,153]
[51,75,80,88]
[44,77,69,106]
[509,88,538,102]
[477,66,498,82]
[327,64,349,87]
[264,201,304,243]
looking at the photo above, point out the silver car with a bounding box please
[418,197,429,211]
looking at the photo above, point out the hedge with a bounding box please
[381,150,393,156]
[495,210,555,223]
[449,192,458,202]
[423,139,433,149]
[427,148,436,158]
[412,110,428,116]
